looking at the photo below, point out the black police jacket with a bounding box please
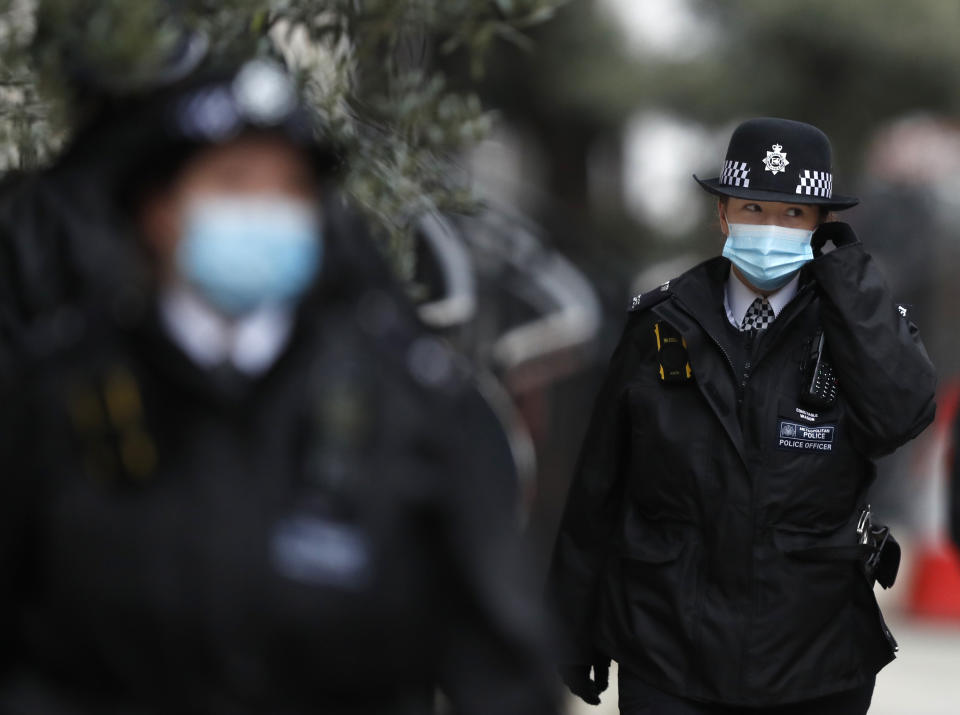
[0,228,559,715]
[547,242,936,707]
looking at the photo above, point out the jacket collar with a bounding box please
[662,257,735,353]
[665,257,816,369]
[724,271,800,328]
[158,285,295,377]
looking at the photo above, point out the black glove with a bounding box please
[811,221,859,257]
[559,659,610,705]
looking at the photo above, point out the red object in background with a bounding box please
[908,543,960,619]
[906,381,960,619]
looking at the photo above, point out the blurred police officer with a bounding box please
[548,118,936,714]
[0,52,559,715]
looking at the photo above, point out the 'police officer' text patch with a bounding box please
[776,420,836,453]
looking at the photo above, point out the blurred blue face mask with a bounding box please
[176,196,322,316]
[722,222,815,292]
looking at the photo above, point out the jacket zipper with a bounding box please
[668,282,819,698]
[668,293,778,698]
[740,332,756,409]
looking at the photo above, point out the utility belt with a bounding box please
[857,505,901,590]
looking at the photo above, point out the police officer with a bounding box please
[547,117,936,714]
[0,58,559,715]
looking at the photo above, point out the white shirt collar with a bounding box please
[159,286,294,376]
[723,270,800,329]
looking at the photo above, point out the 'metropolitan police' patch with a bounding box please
[776,420,835,453]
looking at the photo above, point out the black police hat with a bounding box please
[97,58,341,215]
[694,117,858,211]
[154,59,328,155]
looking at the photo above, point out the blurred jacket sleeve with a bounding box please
[544,316,639,663]
[0,378,33,676]
[808,242,937,458]
[0,173,24,363]
[433,382,561,715]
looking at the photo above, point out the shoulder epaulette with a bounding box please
[628,280,672,313]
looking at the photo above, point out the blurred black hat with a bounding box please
[36,0,342,207]
[90,57,342,213]
[694,117,858,211]
[146,58,329,155]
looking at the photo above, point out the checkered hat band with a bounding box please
[720,160,750,188]
[795,169,833,198]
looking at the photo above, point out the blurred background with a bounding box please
[4,0,960,712]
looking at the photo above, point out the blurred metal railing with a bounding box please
[416,212,478,328]
[416,208,601,389]
[413,208,602,503]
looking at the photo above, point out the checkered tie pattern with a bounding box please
[740,297,775,332]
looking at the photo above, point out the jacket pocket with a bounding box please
[772,525,867,563]
[773,524,898,668]
[769,524,863,619]
[763,525,865,681]
[612,519,698,683]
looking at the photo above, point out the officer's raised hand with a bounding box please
[811,220,859,257]
[559,658,610,705]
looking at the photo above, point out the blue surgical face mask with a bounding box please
[722,222,814,292]
[176,195,322,316]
